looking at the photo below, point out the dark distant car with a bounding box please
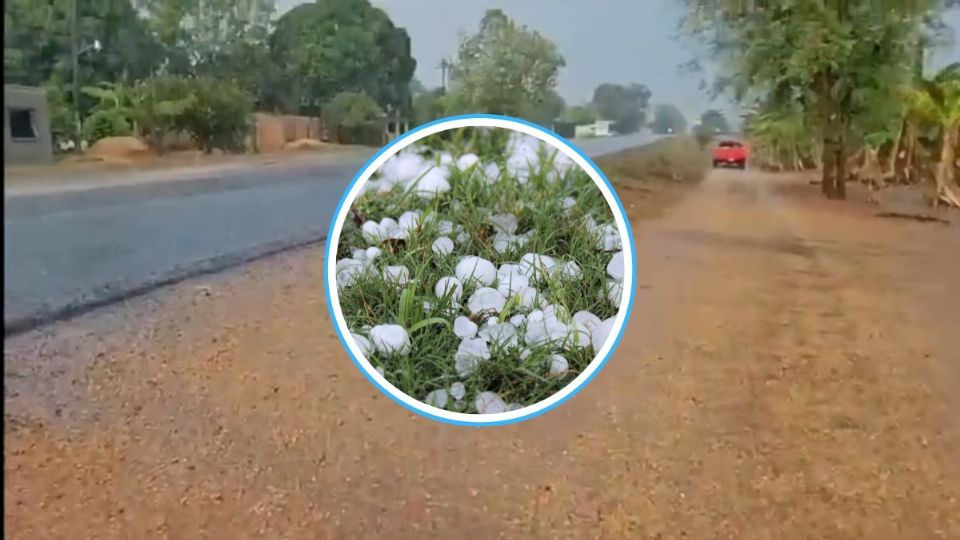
[712,140,747,169]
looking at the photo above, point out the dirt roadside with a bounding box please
[5,170,960,539]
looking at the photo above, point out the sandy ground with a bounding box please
[5,170,960,539]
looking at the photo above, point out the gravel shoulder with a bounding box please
[5,170,960,539]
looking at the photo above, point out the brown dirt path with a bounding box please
[5,170,960,539]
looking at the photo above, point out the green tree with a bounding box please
[268,0,416,116]
[651,104,688,134]
[177,77,253,153]
[591,83,651,134]
[700,109,731,134]
[560,105,597,125]
[446,9,566,119]
[412,88,448,126]
[684,0,940,199]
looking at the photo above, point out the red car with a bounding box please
[712,140,748,169]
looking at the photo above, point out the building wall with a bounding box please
[4,85,54,165]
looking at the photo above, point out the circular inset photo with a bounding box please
[325,115,634,425]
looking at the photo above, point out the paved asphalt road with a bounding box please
[4,132,663,333]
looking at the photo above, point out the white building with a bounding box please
[574,120,614,138]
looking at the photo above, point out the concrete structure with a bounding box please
[4,85,54,166]
[574,119,614,138]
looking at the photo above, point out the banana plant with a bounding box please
[902,63,960,206]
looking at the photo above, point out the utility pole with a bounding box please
[71,0,81,151]
[438,58,452,93]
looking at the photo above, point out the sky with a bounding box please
[277,0,960,125]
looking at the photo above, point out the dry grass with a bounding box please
[595,136,709,188]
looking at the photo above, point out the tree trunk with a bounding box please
[935,124,960,207]
[821,134,836,197]
[888,117,906,178]
[904,121,917,183]
[835,131,847,200]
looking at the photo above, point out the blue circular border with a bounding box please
[323,113,637,427]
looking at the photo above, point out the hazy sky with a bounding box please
[277,1,960,124]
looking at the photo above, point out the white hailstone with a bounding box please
[519,253,558,279]
[573,311,603,332]
[381,153,427,183]
[456,153,480,170]
[336,258,365,287]
[459,337,491,359]
[482,162,501,183]
[453,316,478,339]
[584,215,599,235]
[375,178,398,194]
[505,403,524,412]
[361,221,383,243]
[370,324,411,355]
[607,251,625,281]
[498,263,523,282]
[379,217,402,240]
[432,236,455,255]
[449,382,466,401]
[456,230,470,244]
[415,168,451,198]
[475,391,508,414]
[591,317,616,354]
[351,333,372,357]
[438,153,454,166]
[562,197,576,211]
[597,224,622,252]
[352,246,381,267]
[398,211,420,235]
[524,309,569,346]
[376,366,386,377]
[489,213,518,234]
[552,261,582,280]
[497,271,530,297]
[517,286,539,309]
[438,220,455,235]
[542,303,568,322]
[479,322,519,348]
[606,279,623,306]
[519,348,533,360]
[455,256,497,286]
[455,337,491,377]
[424,389,449,408]
[382,265,410,286]
[548,354,570,376]
[435,276,464,301]
[509,314,526,327]
[492,233,517,254]
[467,287,507,314]
[567,320,592,349]
[454,354,479,377]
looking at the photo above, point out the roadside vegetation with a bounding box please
[684,0,960,207]
[5,1,710,162]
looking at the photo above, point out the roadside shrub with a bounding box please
[177,78,252,153]
[323,91,384,146]
[129,77,196,154]
[45,84,77,151]
[82,109,132,143]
